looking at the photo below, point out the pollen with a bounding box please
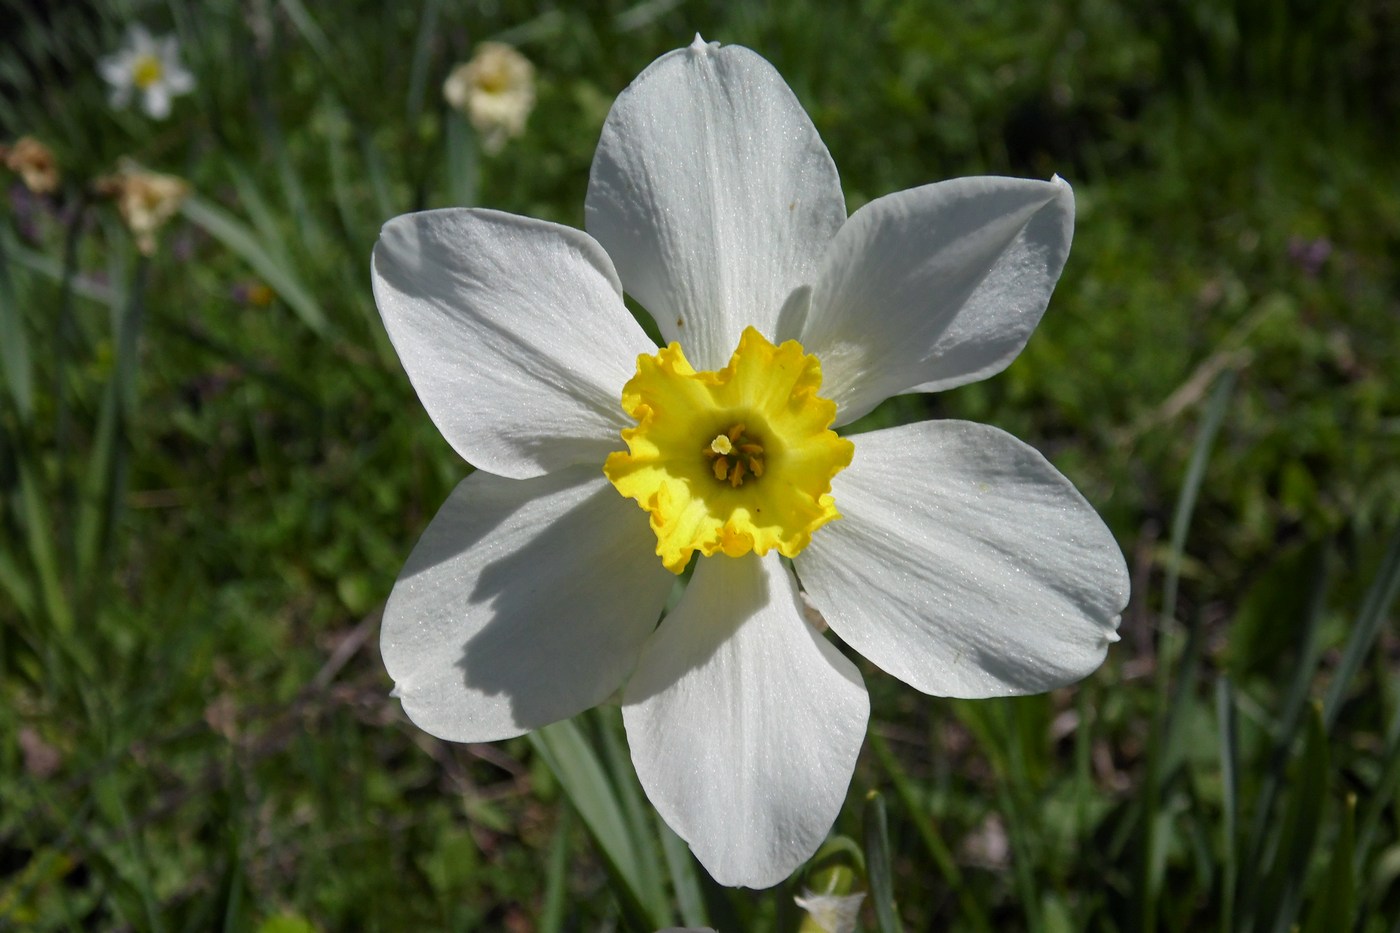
[604,327,854,574]
[132,55,164,90]
[704,423,766,488]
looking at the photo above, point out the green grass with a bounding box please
[2,0,1399,928]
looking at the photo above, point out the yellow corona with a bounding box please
[605,327,854,573]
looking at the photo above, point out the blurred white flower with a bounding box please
[99,25,194,120]
[795,890,866,933]
[95,159,190,255]
[372,36,1129,889]
[442,42,535,154]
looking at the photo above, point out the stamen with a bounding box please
[704,423,767,487]
[729,458,747,488]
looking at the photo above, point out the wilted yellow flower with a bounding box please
[1,136,60,194]
[442,42,535,154]
[95,159,190,255]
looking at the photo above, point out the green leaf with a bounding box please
[444,110,479,209]
[0,235,33,417]
[1302,794,1355,933]
[1141,369,1235,932]
[593,708,667,913]
[405,0,442,121]
[528,718,668,927]
[1239,546,1332,920]
[1216,676,1239,932]
[868,731,993,933]
[863,790,900,933]
[73,258,146,606]
[657,814,710,927]
[538,804,572,933]
[1257,702,1330,933]
[1321,525,1400,730]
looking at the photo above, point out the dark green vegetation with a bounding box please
[2,0,1398,929]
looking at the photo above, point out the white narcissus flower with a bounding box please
[98,25,195,120]
[372,36,1130,889]
[442,42,536,154]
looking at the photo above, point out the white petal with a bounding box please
[801,176,1074,424]
[796,420,1128,698]
[623,553,868,888]
[585,37,846,371]
[383,467,673,742]
[128,24,155,54]
[143,85,172,120]
[165,64,195,94]
[97,54,130,86]
[372,208,659,478]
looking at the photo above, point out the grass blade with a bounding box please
[444,110,479,208]
[1356,693,1400,867]
[1321,525,1400,730]
[538,803,573,933]
[1258,702,1330,933]
[180,195,331,336]
[1216,676,1239,932]
[404,0,442,121]
[1141,369,1235,931]
[657,816,709,927]
[592,709,669,920]
[73,257,146,598]
[868,730,993,933]
[528,719,666,928]
[1238,545,1332,922]
[0,236,33,417]
[1302,794,1354,933]
[863,790,899,933]
[1163,368,1237,624]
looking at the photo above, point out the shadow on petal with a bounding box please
[389,468,671,740]
[458,479,670,729]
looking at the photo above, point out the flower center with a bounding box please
[604,327,854,574]
[704,424,765,487]
[132,54,163,89]
[476,68,512,95]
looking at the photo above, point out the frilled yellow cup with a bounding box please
[605,327,854,573]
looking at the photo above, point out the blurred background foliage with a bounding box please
[1,0,1398,929]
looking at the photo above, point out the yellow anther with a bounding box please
[749,457,765,478]
[729,458,747,488]
[710,434,733,456]
[712,456,730,481]
[727,423,746,443]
